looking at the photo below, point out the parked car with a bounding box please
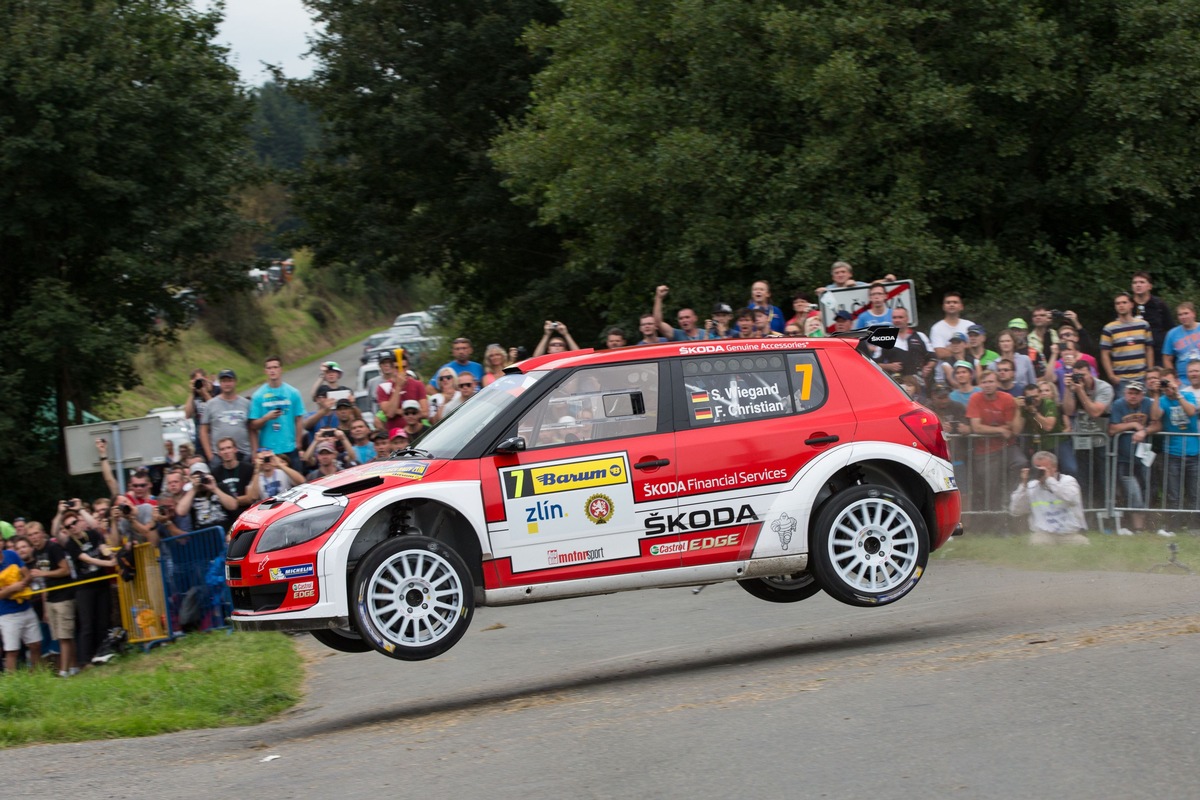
[392,311,433,331]
[362,333,441,367]
[227,330,960,661]
[147,405,195,454]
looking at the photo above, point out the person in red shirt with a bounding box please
[967,370,1027,515]
[376,351,428,431]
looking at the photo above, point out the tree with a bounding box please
[291,0,568,345]
[493,0,1200,329]
[0,0,253,515]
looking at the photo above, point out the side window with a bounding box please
[517,363,659,449]
[681,351,827,428]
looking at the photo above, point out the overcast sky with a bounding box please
[205,0,318,85]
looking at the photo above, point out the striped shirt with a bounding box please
[1100,318,1151,380]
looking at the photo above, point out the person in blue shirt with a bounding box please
[1107,380,1158,533]
[429,337,485,389]
[854,283,895,329]
[748,280,785,334]
[249,355,306,469]
[1152,373,1198,530]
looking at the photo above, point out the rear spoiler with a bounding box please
[832,325,899,350]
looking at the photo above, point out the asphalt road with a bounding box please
[13,559,1200,799]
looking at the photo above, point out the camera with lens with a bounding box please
[1050,309,1066,323]
[118,505,132,516]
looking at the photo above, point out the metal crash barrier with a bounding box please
[115,525,231,648]
[950,430,1200,533]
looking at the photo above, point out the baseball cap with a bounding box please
[316,441,337,453]
[953,360,975,370]
[217,369,236,380]
[930,384,950,396]
[1007,318,1029,330]
[0,521,14,540]
[1126,380,1145,392]
[949,332,967,343]
[335,398,353,409]
[967,324,986,336]
[712,302,733,315]
[388,427,409,441]
[401,399,421,411]
[378,351,397,363]
[834,310,853,321]
[13,516,26,523]
[190,462,211,475]
[322,361,343,373]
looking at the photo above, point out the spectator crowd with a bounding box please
[4,263,1199,673]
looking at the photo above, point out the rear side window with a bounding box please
[680,352,827,428]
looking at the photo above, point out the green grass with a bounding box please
[0,631,303,747]
[934,530,1200,573]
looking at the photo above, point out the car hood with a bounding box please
[235,459,450,529]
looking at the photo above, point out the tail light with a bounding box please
[900,408,950,461]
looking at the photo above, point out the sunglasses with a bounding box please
[439,375,454,381]
[403,409,421,415]
[458,382,474,388]
[130,482,150,488]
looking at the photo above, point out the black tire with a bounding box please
[310,628,372,653]
[737,573,822,603]
[809,484,929,608]
[352,535,474,661]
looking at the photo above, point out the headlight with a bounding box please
[255,505,345,553]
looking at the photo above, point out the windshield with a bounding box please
[407,371,547,458]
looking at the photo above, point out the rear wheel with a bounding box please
[737,573,822,603]
[352,535,474,661]
[810,485,928,607]
[310,627,371,653]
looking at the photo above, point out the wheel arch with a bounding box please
[347,497,485,591]
[808,458,936,548]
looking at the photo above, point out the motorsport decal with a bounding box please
[502,454,628,499]
[584,493,614,524]
[771,512,797,550]
[269,563,314,581]
[352,460,430,480]
[644,504,758,536]
[642,468,789,498]
[291,580,315,599]
[548,547,604,566]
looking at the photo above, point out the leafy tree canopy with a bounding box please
[0,0,253,515]
[493,0,1200,332]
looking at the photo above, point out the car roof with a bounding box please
[512,337,858,373]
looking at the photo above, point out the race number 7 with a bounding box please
[794,363,813,400]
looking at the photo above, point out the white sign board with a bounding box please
[818,280,918,329]
[64,416,167,477]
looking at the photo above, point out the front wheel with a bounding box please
[352,536,475,661]
[737,573,822,603]
[810,485,928,607]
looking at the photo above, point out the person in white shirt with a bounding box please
[928,291,976,360]
[1009,451,1088,545]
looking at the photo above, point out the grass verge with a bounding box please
[934,530,1200,573]
[0,631,302,748]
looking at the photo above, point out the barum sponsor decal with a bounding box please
[547,547,605,566]
[584,493,614,524]
[644,504,758,535]
[643,468,788,497]
[503,455,628,498]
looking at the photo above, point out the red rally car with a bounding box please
[227,331,961,661]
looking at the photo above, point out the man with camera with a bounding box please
[1151,373,1198,530]
[199,369,253,464]
[1107,380,1159,534]
[533,319,582,355]
[183,368,213,453]
[1063,363,1114,508]
[176,462,238,531]
[246,450,307,503]
[1009,451,1088,545]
